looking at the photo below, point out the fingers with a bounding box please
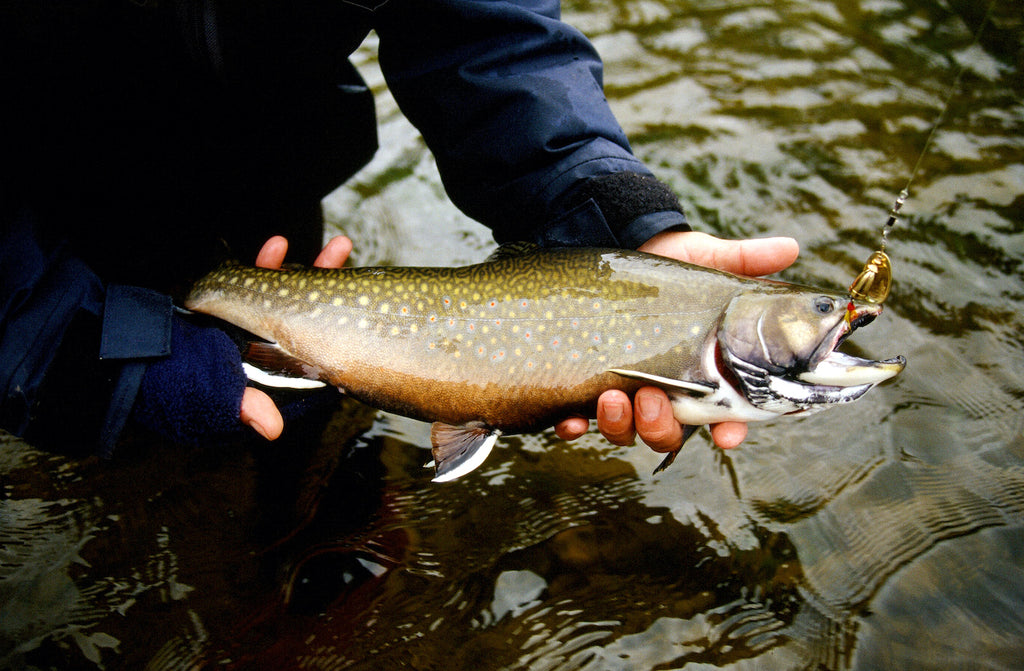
[710,421,747,449]
[255,235,289,269]
[596,389,636,445]
[314,235,353,268]
[239,387,284,440]
[554,416,590,441]
[255,235,354,270]
[633,387,684,451]
[638,230,799,277]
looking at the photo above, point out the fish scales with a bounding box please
[186,247,758,432]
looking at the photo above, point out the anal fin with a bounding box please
[430,422,501,483]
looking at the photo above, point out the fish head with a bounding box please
[717,289,905,415]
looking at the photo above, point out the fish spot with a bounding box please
[332,297,344,306]
[308,291,321,301]
[488,300,498,308]
[390,326,400,336]
[491,350,506,362]
[569,350,581,361]
[309,307,323,319]
[379,303,390,314]
[278,288,290,297]
[410,323,419,333]
[358,295,370,307]
[260,282,269,292]
[358,318,369,329]
[400,306,410,315]
[337,316,348,326]
[243,278,255,288]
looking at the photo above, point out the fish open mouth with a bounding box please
[724,303,906,415]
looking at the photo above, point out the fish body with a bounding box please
[186,245,904,480]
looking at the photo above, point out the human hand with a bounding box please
[238,235,354,440]
[553,230,800,454]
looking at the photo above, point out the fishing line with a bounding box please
[848,0,997,305]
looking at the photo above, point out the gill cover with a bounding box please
[718,291,846,375]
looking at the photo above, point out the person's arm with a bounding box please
[372,0,689,248]
[1,213,250,455]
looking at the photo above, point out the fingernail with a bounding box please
[637,393,662,422]
[605,400,625,423]
[247,419,271,440]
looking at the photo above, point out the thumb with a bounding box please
[240,387,284,440]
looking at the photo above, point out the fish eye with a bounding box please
[813,297,835,314]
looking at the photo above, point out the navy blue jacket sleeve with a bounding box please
[1,213,248,455]
[372,0,689,248]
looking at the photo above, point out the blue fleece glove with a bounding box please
[130,316,248,446]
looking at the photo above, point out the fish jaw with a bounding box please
[722,300,905,417]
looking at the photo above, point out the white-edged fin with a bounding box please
[607,369,716,396]
[430,422,501,483]
[242,362,327,389]
[244,341,327,388]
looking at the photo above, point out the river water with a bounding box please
[3,1,1023,669]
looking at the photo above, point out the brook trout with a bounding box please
[185,244,905,481]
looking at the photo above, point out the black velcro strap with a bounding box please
[569,173,684,235]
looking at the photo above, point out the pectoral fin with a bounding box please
[430,422,502,483]
[607,369,716,396]
[652,424,701,475]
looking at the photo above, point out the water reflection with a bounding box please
[3,0,1024,669]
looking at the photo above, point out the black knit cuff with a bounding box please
[567,172,686,239]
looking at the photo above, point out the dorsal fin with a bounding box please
[485,241,541,262]
[430,422,502,482]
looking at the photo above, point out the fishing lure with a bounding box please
[849,190,903,305]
